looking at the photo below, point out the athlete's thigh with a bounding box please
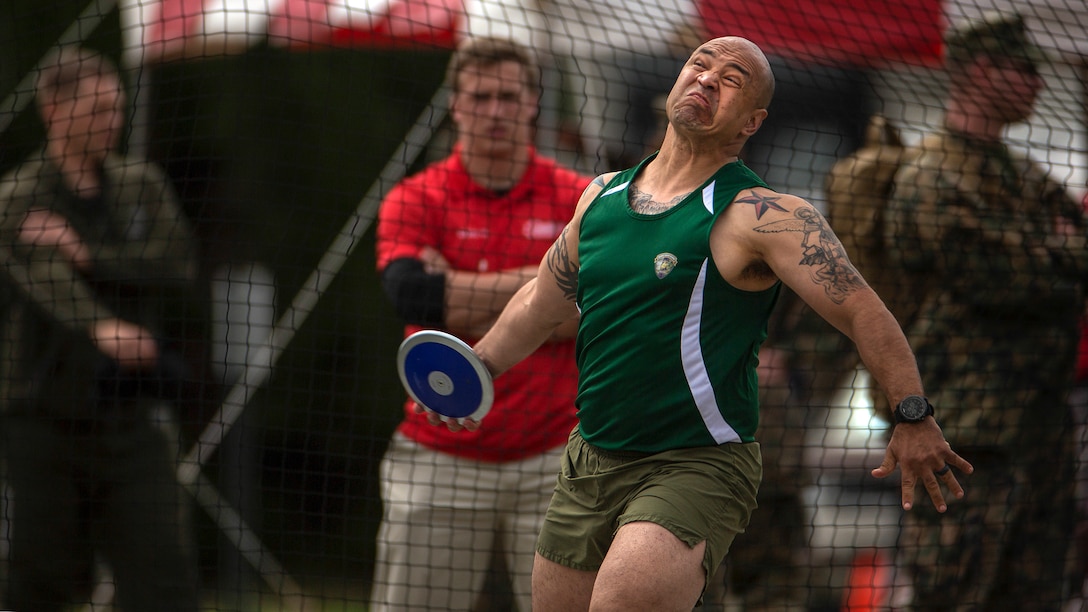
[592,521,705,612]
[532,551,596,612]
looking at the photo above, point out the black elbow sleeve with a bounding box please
[381,257,446,327]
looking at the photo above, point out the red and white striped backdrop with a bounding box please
[121,0,464,63]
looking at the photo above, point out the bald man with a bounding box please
[436,37,970,611]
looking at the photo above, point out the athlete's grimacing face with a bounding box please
[666,37,771,141]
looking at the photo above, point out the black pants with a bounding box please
[1,411,200,612]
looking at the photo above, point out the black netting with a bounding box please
[1,1,1086,610]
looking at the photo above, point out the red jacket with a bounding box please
[377,146,589,461]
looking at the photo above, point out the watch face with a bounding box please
[898,396,929,421]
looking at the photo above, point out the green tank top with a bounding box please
[576,157,780,452]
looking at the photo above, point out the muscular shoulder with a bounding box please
[561,172,621,246]
[713,188,839,289]
[590,171,620,193]
[577,172,620,211]
[724,187,811,232]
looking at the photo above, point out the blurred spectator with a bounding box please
[0,46,201,611]
[885,12,1087,609]
[371,36,589,611]
[462,0,705,173]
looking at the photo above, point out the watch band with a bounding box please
[893,395,934,423]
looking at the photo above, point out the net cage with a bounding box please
[0,0,1086,610]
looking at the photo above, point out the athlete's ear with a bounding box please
[742,109,768,137]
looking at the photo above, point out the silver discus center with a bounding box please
[427,371,454,396]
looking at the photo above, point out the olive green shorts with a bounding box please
[536,427,762,581]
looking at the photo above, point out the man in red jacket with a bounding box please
[372,36,590,611]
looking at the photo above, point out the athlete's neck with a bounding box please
[645,131,739,200]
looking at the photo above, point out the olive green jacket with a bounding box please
[0,150,198,419]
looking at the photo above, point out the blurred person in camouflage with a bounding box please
[371,36,589,611]
[885,12,1087,610]
[0,46,201,611]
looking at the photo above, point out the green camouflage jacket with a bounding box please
[886,128,1087,449]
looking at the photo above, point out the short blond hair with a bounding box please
[444,37,540,95]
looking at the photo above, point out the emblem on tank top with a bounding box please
[653,253,678,279]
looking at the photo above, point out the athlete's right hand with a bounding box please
[412,401,480,432]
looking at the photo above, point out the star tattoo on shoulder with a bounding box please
[736,190,788,219]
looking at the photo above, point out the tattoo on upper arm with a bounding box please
[736,190,788,220]
[546,226,578,301]
[592,175,607,188]
[754,207,865,304]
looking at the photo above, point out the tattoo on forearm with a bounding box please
[754,207,865,303]
[547,226,579,300]
[736,190,788,219]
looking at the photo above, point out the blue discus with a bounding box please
[397,330,494,421]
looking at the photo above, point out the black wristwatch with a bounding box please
[893,395,934,424]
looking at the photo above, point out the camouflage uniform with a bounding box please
[885,125,1087,610]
